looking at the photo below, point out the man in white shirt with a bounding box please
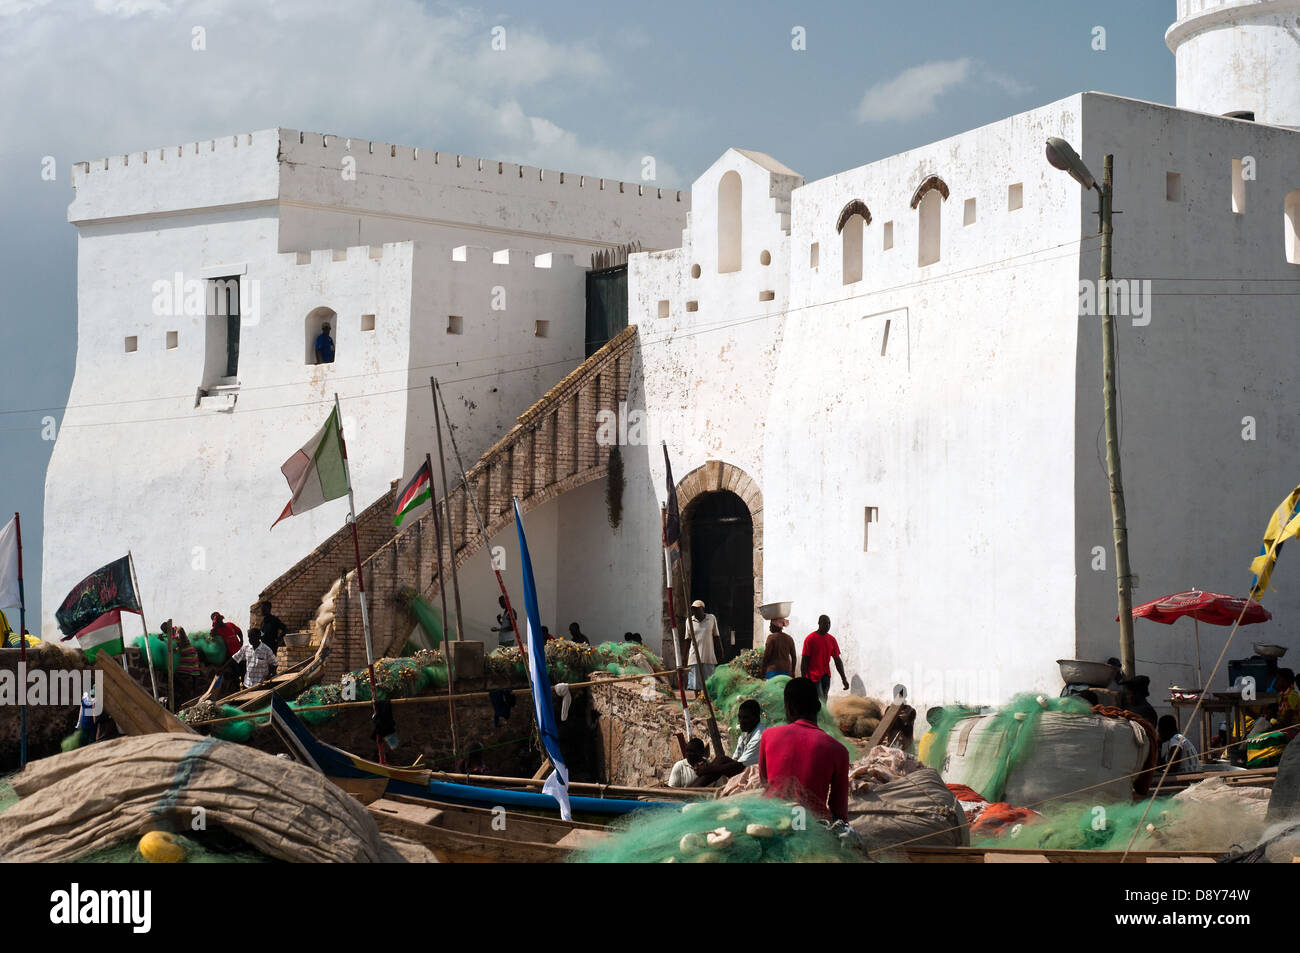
[229,629,278,689]
[731,700,765,767]
[669,738,707,787]
[686,599,725,693]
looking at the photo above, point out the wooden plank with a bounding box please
[532,757,553,781]
[866,703,903,750]
[555,828,610,850]
[1146,856,1215,863]
[95,656,196,735]
[985,852,1049,863]
[332,777,391,805]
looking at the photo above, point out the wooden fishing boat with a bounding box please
[185,630,331,711]
[267,694,691,816]
[367,793,610,862]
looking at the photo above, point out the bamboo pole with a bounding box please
[194,668,679,726]
[427,451,459,759]
[430,379,466,643]
[14,512,27,767]
[127,551,159,701]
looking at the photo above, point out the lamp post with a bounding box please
[1045,138,1136,680]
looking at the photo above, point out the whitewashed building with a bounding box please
[42,130,686,635]
[44,1,1300,718]
[607,0,1300,711]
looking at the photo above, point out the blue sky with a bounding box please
[0,0,1176,626]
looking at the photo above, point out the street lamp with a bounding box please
[1046,137,1136,681]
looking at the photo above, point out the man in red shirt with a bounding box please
[758,676,850,823]
[210,611,243,659]
[801,614,848,700]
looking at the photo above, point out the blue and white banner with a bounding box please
[512,498,572,820]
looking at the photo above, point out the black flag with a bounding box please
[55,555,141,636]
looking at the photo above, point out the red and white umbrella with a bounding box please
[1127,589,1272,689]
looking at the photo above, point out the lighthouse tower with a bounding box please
[1166,0,1300,126]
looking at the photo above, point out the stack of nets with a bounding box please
[971,799,1181,851]
[486,645,526,680]
[589,641,663,678]
[546,638,595,683]
[730,647,765,679]
[571,794,862,863]
[920,693,1094,801]
[704,662,855,756]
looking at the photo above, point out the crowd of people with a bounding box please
[668,606,857,824]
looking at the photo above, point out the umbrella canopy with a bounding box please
[1129,590,1271,627]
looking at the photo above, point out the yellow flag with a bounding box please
[1249,485,1300,599]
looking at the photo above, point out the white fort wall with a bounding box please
[767,98,1086,710]
[43,232,415,635]
[1072,95,1300,704]
[275,129,688,260]
[403,244,587,484]
[51,127,691,635]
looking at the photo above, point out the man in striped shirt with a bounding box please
[162,619,202,703]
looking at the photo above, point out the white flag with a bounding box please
[0,517,20,610]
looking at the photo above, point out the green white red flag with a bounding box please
[394,461,433,527]
[272,406,349,529]
[66,608,129,660]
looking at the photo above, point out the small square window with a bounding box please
[447,315,463,335]
[361,314,376,332]
[1008,183,1023,211]
[882,221,894,250]
[535,320,549,338]
[759,290,775,302]
[1166,172,1182,202]
[1231,159,1246,214]
[125,335,138,353]
[963,198,976,226]
[165,330,178,350]
[809,242,819,268]
[658,300,669,318]
[864,506,879,552]
[686,300,699,312]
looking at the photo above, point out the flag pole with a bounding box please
[334,394,386,765]
[127,550,159,701]
[14,512,27,768]
[430,380,467,644]
[432,378,525,656]
[427,451,460,759]
[660,506,692,737]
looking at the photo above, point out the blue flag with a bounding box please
[512,498,571,820]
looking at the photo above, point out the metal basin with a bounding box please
[1057,658,1119,687]
[759,601,792,621]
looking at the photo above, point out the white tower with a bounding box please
[1166,0,1300,126]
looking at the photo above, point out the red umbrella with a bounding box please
[1126,589,1272,690]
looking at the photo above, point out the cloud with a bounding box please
[856,57,1030,123]
[0,0,669,184]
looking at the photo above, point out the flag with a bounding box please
[70,608,129,660]
[272,405,349,528]
[663,444,682,571]
[512,497,571,820]
[0,516,20,610]
[55,554,140,636]
[1250,484,1300,599]
[394,460,433,527]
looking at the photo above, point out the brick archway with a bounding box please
[672,461,764,652]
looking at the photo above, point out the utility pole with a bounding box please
[1098,154,1136,678]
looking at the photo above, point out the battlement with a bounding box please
[279,129,683,204]
[446,245,579,271]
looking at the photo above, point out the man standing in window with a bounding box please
[315,321,335,364]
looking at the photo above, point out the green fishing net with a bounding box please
[572,794,863,863]
[589,641,663,677]
[919,693,1094,802]
[130,634,170,666]
[408,595,445,649]
[704,663,855,756]
[187,630,228,665]
[0,772,18,814]
[972,798,1181,851]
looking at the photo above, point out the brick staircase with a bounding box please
[321,325,640,679]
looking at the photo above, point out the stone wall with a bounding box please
[587,676,684,788]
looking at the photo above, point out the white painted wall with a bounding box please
[44,226,414,634]
[1073,94,1300,713]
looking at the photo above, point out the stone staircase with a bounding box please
[322,325,640,678]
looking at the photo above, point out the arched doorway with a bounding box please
[685,491,753,659]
